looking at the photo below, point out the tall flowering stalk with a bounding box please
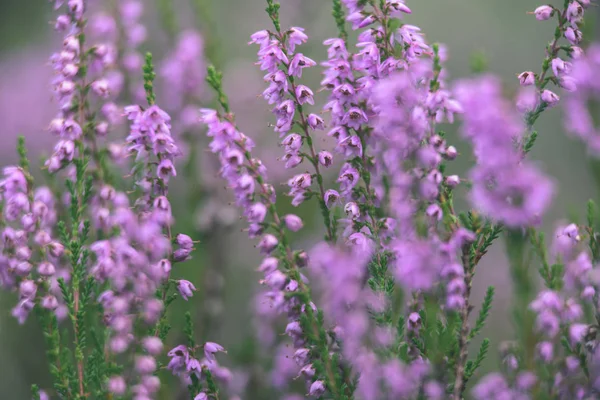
[202,66,350,398]
[251,0,336,242]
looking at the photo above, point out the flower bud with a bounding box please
[518,71,535,86]
[283,214,303,232]
[533,5,554,21]
[541,89,559,106]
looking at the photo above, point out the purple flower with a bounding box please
[204,341,226,362]
[288,27,308,52]
[518,71,535,86]
[142,336,163,355]
[307,114,325,130]
[295,84,314,105]
[108,376,127,395]
[176,233,194,250]
[308,380,326,397]
[157,159,176,182]
[177,280,197,301]
[569,324,588,346]
[283,214,303,232]
[318,151,333,167]
[470,163,554,227]
[533,5,554,21]
[324,189,340,208]
[288,54,316,78]
[257,234,279,254]
[135,355,157,374]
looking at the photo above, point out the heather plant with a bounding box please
[2,0,600,399]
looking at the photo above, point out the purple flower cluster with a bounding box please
[117,0,148,103]
[0,167,64,323]
[564,44,600,153]
[251,24,334,228]
[309,243,444,399]
[48,0,126,177]
[125,104,182,205]
[520,1,588,119]
[201,106,346,396]
[161,31,206,120]
[455,76,554,227]
[165,342,229,397]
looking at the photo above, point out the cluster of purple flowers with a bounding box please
[88,0,146,105]
[125,104,181,202]
[1,1,226,399]
[161,30,206,124]
[6,0,600,398]
[201,107,341,396]
[456,76,555,227]
[251,25,332,220]
[564,44,600,153]
[0,167,64,323]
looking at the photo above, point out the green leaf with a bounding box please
[469,286,494,340]
[464,338,490,382]
[184,312,196,348]
[331,0,348,40]
[143,53,157,106]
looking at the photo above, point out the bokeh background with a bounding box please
[0,0,599,398]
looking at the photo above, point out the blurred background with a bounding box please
[0,0,599,398]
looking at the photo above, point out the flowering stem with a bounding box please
[331,0,348,41]
[452,247,474,399]
[207,65,348,398]
[525,3,570,129]
[73,15,92,398]
[267,25,336,242]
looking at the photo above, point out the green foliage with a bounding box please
[523,131,538,154]
[185,311,196,348]
[530,230,564,290]
[331,0,348,40]
[430,44,442,92]
[143,52,157,106]
[206,66,230,113]
[157,0,178,39]
[469,286,495,341]
[17,135,30,171]
[265,0,281,33]
[31,384,41,400]
[464,338,490,383]
[587,200,600,261]
[470,51,488,73]
[191,0,221,66]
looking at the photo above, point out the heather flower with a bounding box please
[204,342,226,362]
[565,26,582,45]
[177,280,197,301]
[160,30,206,111]
[108,376,127,395]
[533,5,554,21]
[135,355,157,374]
[308,380,326,397]
[541,89,560,106]
[318,151,333,167]
[518,71,535,86]
[470,163,554,227]
[393,240,442,291]
[283,214,303,232]
[142,336,163,355]
[324,189,340,208]
[175,233,194,250]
